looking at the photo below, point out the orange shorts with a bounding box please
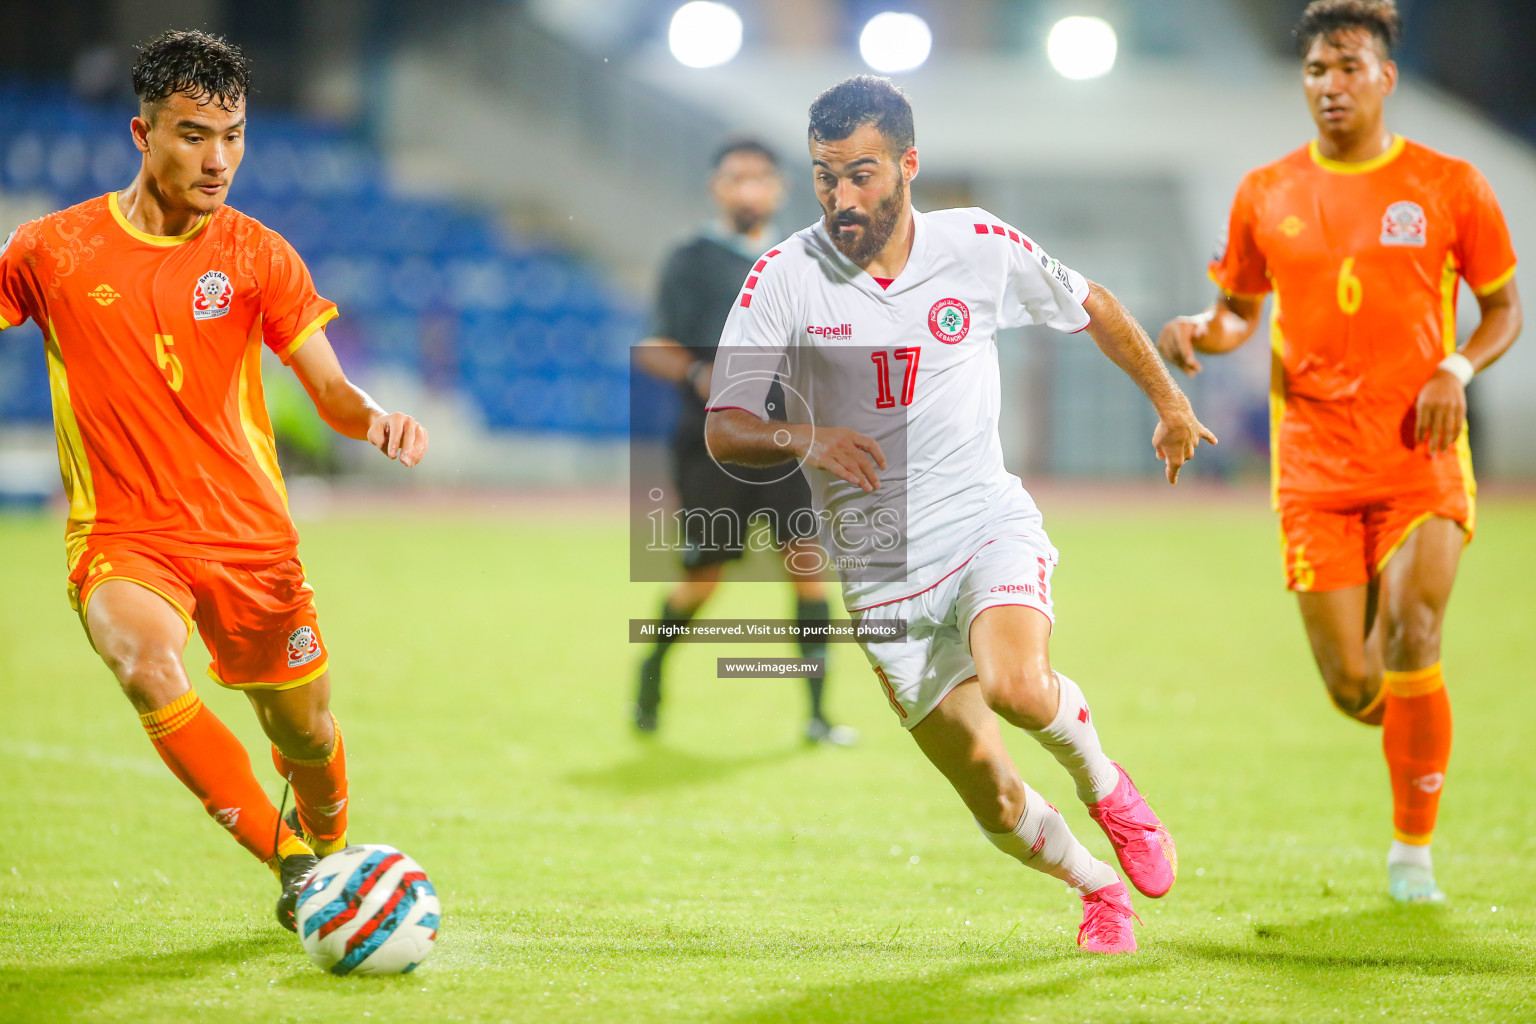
[68,536,329,690]
[1278,487,1472,593]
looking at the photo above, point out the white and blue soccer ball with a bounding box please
[294,844,441,976]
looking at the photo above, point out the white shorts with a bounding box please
[852,530,1059,730]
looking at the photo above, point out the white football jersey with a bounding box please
[706,207,1091,611]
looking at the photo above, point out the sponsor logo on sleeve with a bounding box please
[286,625,322,668]
[1038,251,1074,290]
[192,269,234,320]
[927,298,970,344]
[1380,201,1427,247]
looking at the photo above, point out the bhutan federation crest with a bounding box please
[193,269,234,320]
[287,625,322,668]
[1380,201,1427,247]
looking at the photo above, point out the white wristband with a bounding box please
[1438,352,1474,387]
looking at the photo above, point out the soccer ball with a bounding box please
[294,844,441,976]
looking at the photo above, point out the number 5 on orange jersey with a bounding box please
[155,333,184,392]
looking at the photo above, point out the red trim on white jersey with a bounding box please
[702,405,766,419]
[973,222,1034,251]
[846,537,1004,613]
[737,249,785,309]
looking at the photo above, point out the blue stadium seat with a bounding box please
[0,82,666,439]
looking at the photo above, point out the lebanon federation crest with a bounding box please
[1380,201,1427,247]
[193,269,234,320]
[928,298,970,344]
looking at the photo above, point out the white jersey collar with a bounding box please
[810,205,926,297]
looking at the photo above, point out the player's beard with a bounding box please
[825,176,906,265]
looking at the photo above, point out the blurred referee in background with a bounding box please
[634,138,857,747]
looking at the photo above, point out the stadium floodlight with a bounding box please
[1046,16,1117,80]
[668,1,744,68]
[858,12,933,73]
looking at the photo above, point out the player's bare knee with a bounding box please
[1384,606,1442,667]
[985,662,1056,731]
[268,705,334,760]
[971,776,1026,834]
[1321,664,1377,715]
[103,646,187,710]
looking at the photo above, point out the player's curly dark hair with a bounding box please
[131,29,250,116]
[808,75,914,157]
[1294,0,1402,58]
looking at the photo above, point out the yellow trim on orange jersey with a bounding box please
[1205,267,1270,300]
[1267,294,1287,511]
[238,333,290,510]
[1307,134,1406,175]
[1439,252,1461,355]
[1435,251,1480,537]
[0,315,11,330]
[1455,423,1477,537]
[44,319,97,573]
[79,575,195,641]
[278,307,338,362]
[108,191,211,246]
[1374,511,1435,577]
[206,658,329,692]
[1472,263,1517,297]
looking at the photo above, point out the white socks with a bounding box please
[978,783,1118,894]
[1388,840,1433,870]
[1027,672,1120,804]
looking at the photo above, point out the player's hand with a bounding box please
[368,412,429,468]
[1414,369,1467,456]
[692,362,713,402]
[1152,406,1218,484]
[1156,316,1208,376]
[804,426,887,493]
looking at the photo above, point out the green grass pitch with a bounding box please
[2,495,1533,1022]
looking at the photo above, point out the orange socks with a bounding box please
[271,715,349,855]
[139,690,307,863]
[1381,663,1453,845]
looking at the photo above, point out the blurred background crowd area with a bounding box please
[0,0,1532,502]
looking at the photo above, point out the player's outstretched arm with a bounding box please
[288,331,429,468]
[1415,278,1522,454]
[635,338,711,400]
[705,409,886,493]
[1083,281,1217,484]
[1155,291,1265,375]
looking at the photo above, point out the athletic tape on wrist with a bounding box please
[1438,352,1474,387]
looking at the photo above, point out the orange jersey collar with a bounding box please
[108,191,213,246]
[1308,134,1407,175]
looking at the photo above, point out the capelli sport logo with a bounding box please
[193,269,233,320]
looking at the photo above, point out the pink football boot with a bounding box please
[1077,880,1139,954]
[1087,763,1177,898]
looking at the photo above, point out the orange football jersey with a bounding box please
[1209,136,1516,503]
[0,192,336,572]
